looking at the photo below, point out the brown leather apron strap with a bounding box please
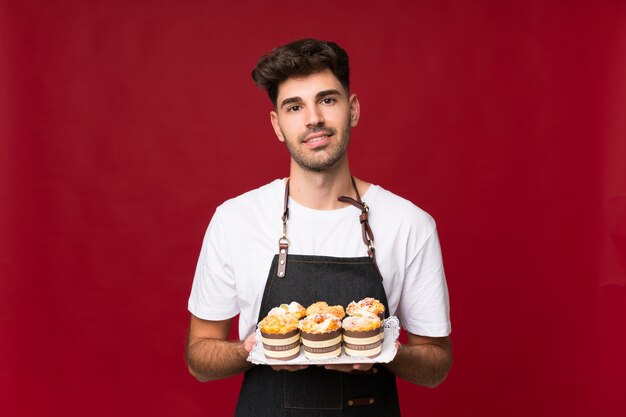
[278,177,378,278]
[338,177,377,263]
[277,179,290,278]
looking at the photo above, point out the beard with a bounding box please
[283,124,351,172]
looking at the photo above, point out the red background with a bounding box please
[1,1,625,416]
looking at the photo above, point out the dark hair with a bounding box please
[252,38,350,106]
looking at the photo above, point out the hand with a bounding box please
[332,343,403,373]
[387,340,402,365]
[243,332,257,353]
[243,332,308,371]
[324,363,374,373]
[270,364,310,372]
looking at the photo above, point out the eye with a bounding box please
[320,97,336,105]
[287,105,302,112]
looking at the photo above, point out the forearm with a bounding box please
[384,342,452,388]
[186,337,253,382]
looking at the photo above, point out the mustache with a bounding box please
[299,126,336,142]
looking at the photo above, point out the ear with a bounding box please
[349,94,360,127]
[270,111,285,142]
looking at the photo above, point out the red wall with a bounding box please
[1,1,625,416]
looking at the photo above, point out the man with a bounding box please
[186,39,451,416]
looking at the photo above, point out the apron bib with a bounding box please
[235,179,401,417]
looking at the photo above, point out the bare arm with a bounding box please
[384,333,452,388]
[185,315,255,382]
[324,333,451,385]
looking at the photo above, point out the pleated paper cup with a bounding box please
[301,329,342,359]
[260,329,301,361]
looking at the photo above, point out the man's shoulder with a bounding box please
[215,178,284,218]
[368,184,437,231]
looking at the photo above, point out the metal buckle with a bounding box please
[366,238,374,256]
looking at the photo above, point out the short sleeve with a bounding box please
[188,207,239,320]
[397,226,451,337]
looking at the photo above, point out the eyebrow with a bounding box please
[279,89,342,109]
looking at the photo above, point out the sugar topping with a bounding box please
[346,297,385,316]
[299,313,342,334]
[268,301,305,319]
[306,301,345,319]
[342,312,382,331]
[259,312,299,334]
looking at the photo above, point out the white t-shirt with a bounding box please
[188,179,451,339]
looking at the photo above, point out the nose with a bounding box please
[305,104,324,127]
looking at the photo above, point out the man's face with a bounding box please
[270,69,360,172]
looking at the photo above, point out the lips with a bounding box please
[303,131,333,143]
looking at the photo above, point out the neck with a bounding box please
[287,156,366,210]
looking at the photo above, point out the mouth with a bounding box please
[302,130,334,145]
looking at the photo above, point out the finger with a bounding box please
[243,334,257,353]
[352,363,373,371]
[323,364,352,372]
[281,365,308,372]
[271,365,308,372]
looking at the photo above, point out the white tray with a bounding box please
[247,316,400,365]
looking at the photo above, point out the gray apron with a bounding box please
[235,179,401,417]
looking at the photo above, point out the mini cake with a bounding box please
[267,301,306,319]
[299,313,343,359]
[258,312,301,360]
[346,297,385,319]
[342,312,384,358]
[305,301,346,320]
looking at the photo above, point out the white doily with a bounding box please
[247,316,400,365]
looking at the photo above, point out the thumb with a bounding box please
[243,332,257,353]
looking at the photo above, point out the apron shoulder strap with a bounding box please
[338,177,377,263]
